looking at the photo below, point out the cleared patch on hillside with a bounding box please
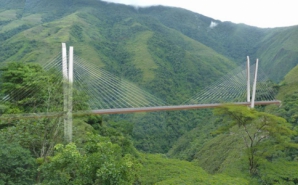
[21,14,42,24]
[126,31,158,82]
[0,14,42,33]
[19,12,83,42]
[0,20,26,33]
[0,10,17,21]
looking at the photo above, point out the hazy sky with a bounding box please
[101,0,297,28]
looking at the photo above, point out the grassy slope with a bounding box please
[0,10,17,21]
[126,31,157,82]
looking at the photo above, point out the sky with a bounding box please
[101,0,297,28]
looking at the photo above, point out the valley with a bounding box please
[0,0,298,184]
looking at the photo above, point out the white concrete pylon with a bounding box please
[68,47,73,83]
[251,59,259,108]
[67,46,74,143]
[62,43,68,79]
[247,56,250,103]
[62,43,69,142]
[62,43,74,143]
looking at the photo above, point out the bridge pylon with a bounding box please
[62,43,73,143]
[246,56,259,108]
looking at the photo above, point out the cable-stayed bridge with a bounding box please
[0,43,280,142]
[0,44,280,116]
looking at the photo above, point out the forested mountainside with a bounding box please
[1,0,298,184]
[1,0,298,82]
[168,62,298,184]
[135,6,298,82]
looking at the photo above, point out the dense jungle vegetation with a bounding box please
[1,0,298,184]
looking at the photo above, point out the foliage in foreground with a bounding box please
[0,62,140,184]
[0,60,297,184]
[0,142,36,185]
[212,105,298,183]
[138,153,249,185]
[39,134,141,185]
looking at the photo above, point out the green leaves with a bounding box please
[214,105,257,128]
[39,134,140,185]
[0,62,63,113]
[0,142,36,185]
[138,153,249,185]
[214,105,297,175]
[259,160,298,184]
[0,62,89,114]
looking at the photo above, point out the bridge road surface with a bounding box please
[0,100,281,120]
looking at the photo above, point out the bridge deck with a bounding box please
[0,100,281,120]
[87,100,281,115]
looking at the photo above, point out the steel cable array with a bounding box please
[0,53,278,119]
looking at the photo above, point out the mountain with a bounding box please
[1,0,297,83]
[166,63,298,183]
[1,0,298,153]
[140,6,298,81]
[0,0,236,103]
[257,26,298,81]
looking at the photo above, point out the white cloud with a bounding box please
[100,0,298,28]
[101,0,159,7]
[209,21,218,29]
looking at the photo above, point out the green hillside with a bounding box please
[1,1,298,184]
[140,7,268,63]
[257,26,298,81]
[265,62,298,126]
[140,6,298,81]
[1,0,298,153]
[0,0,239,153]
[1,0,298,94]
[0,0,236,101]
[168,60,298,183]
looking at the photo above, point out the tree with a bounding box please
[0,62,88,113]
[0,62,89,182]
[214,105,296,175]
[39,134,141,184]
[0,142,36,185]
[0,62,63,113]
